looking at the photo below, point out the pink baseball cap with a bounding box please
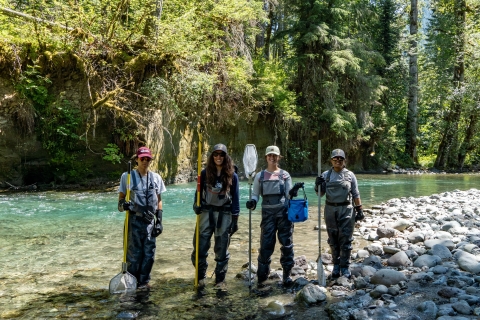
[136,147,153,159]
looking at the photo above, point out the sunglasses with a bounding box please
[213,152,226,158]
[332,157,345,161]
[139,157,152,162]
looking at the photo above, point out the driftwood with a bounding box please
[0,6,73,31]
[4,182,37,191]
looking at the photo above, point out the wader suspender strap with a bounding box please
[325,168,353,205]
[130,170,153,213]
[259,169,285,198]
[208,175,230,230]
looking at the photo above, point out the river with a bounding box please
[0,173,478,319]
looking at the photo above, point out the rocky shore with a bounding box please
[257,188,480,319]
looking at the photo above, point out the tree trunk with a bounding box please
[405,0,418,164]
[255,0,268,56]
[264,2,274,60]
[434,0,466,169]
[457,111,479,168]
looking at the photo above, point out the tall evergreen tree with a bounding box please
[405,0,418,164]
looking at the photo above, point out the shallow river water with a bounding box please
[0,173,479,319]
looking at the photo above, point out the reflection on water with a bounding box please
[0,174,479,318]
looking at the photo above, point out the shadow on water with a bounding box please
[7,276,331,319]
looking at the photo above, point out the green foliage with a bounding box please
[15,66,51,107]
[103,143,123,164]
[38,99,85,182]
[253,60,299,122]
[286,147,310,171]
[1,0,479,177]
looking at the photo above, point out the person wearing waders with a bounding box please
[191,144,240,290]
[118,146,166,289]
[314,149,364,279]
[246,146,304,288]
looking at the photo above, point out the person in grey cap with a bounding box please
[314,149,364,279]
[191,143,240,290]
[246,145,304,288]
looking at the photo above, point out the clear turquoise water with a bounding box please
[0,173,478,319]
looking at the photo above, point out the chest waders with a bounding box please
[324,169,355,269]
[257,170,295,285]
[191,174,233,285]
[127,170,159,286]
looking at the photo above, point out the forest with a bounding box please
[0,0,479,183]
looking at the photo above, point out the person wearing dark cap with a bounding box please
[246,145,303,288]
[191,143,240,290]
[314,149,363,279]
[118,146,167,289]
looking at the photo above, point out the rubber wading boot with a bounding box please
[282,269,293,287]
[198,278,206,289]
[341,267,351,279]
[331,265,341,278]
[214,281,227,291]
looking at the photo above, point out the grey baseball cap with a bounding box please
[213,143,228,154]
[331,149,346,159]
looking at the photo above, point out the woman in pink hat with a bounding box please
[117,146,166,289]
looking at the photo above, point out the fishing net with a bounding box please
[109,268,137,294]
[242,144,258,179]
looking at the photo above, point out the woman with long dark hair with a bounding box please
[191,143,240,290]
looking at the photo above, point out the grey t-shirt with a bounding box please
[118,169,166,204]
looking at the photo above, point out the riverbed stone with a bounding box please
[416,301,437,317]
[383,246,401,254]
[366,243,384,256]
[383,207,398,215]
[438,287,465,299]
[424,239,455,250]
[370,269,407,287]
[377,227,397,239]
[295,283,327,304]
[430,244,453,260]
[413,254,441,268]
[454,251,480,274]
[265,301,285,315]
[389,219,411,231]
[441,221,462,231]
[357,249,370,259]
[452,300,472,315]
[362,255,383,270]
[387,251,411,267]
[432,265,448,274]
[370,284,388,298]
[407,231,425,244]
[434,231,454,240]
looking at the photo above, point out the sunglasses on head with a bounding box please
[139,157,152,162]
[332,157,344,161]
[213,152,226,158]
